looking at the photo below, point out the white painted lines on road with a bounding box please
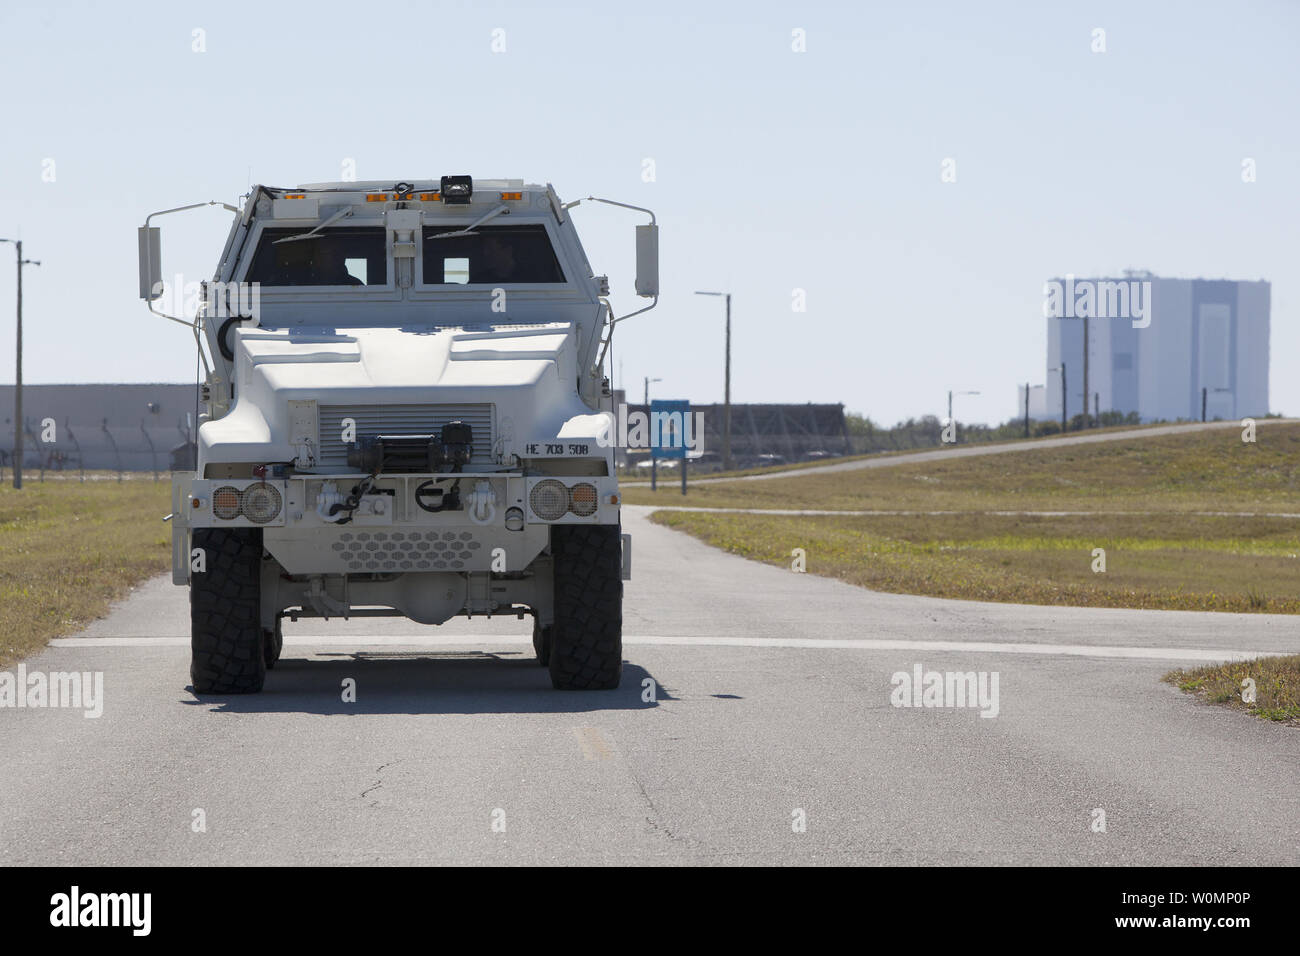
[46,634,1289,662]
[624,635,1289,662]
[50,635,527,647]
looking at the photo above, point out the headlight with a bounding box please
[241,483,282,523]
[212,485,242,520]
[569,482,598,516]
[529,480,568,521]
[504,507,525,531]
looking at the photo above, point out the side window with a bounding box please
[422,224,566,284]
[444,257,470,284]
[245,227,388,286]
[344,258,368,284]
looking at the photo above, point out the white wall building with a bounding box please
[1044,275,1269,423]
[1016,384,1048,421]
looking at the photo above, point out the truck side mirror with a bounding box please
[138,226,162,300]
[635,224,658,298]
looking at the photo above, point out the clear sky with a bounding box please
[0,0,1295,427]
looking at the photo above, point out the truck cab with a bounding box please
[141,176,656,693]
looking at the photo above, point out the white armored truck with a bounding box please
[139,176,657,693]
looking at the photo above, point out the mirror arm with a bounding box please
[192,320,212,378]
[145,200,240,229]
[566,196,660,332]
[140,200,237,379]
[141,200,241,330]
[609,295,658,327]
[593,300,615,374]
[565,196,656,225]
[591,294,658,379]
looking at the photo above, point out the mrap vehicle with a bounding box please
[139,176,657,693]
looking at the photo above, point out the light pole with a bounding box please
[1,239,41,490]
[1049,364,1067,431]
[643,376,662,408]
[1082,315,1090,428]
[947,389,979,432]
[695,291,732,470]
[1202,386,1231,422]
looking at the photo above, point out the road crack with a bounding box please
[361,760,401,802]
[628,769,701,851]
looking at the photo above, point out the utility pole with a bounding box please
[695,291,732,470]
[947,389,979,439]
[723,293,731,471]
[1049,364,1067,431]
[643,376,661,409]
[1082,316,1089,428]
[1,239,41,489]
[1202,386,1231,422]
[1024,383,1030,438]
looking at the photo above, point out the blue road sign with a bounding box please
[648,400,691,460]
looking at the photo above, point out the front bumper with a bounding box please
[173,471,620,580]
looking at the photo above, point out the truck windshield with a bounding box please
[245,227,388,286]
[423,224,565,285]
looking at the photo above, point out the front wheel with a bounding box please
[532,618,552,667]
[264,616,284,670]
[548,525,623,690]
[190,527,266,694]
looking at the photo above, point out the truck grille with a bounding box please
[332,529,484,572]
[317,403,494,469]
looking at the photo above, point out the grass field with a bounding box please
[619,419,1183,484]
[0,480,172,668]
[1164,655,1300,724]
[625,422,1300,512]
[641,423,1300,614]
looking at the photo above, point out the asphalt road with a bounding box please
[2,505,1297,865]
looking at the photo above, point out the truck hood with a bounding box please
[198,322,611,469]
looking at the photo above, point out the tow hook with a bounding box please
[465,480,498,526]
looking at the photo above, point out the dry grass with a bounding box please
[623,422,1300,512]
[0,480,172,667]
[641,423,1300,615]
[651,510,1300,613]
[619,420,1183,484]
[1164,656,1300,724]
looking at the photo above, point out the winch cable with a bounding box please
[328,472,379,524]
[414,453,466,514]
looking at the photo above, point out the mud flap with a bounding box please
[171,472,194,585]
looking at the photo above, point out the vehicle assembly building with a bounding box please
[1044,274,1269,423]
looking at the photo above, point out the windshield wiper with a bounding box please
[425,204,510,241]
[272,206,354,244]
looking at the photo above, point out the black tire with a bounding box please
[548,524,622,690]
[264,616,283,670]
[532,618,552,667]
[190,527,266,694]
